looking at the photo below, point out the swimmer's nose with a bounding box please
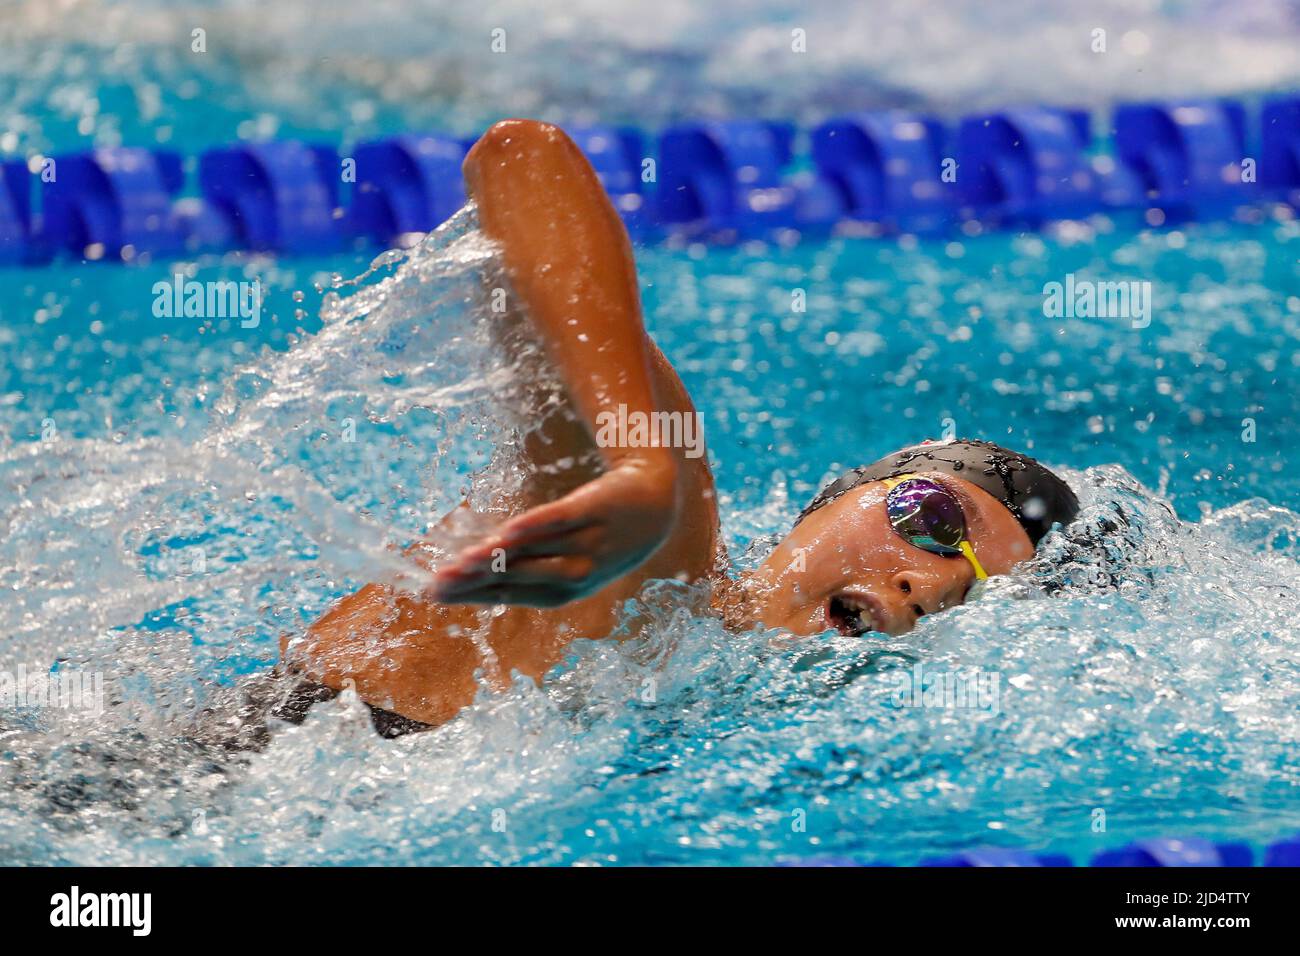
[890,570,966,620]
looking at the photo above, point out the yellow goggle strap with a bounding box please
[959,540,988,580]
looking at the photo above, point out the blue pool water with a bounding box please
[3,1,1300,865]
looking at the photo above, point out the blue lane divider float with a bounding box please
[1261,96,1300,204]
[809,111,949,232]
[1092,837,1253,867]
[198,141,341,254]
[1262,833,1300,866]
[922,847,1073,867]
[346,134,468,246]
[4,94,1298,265]
[786,832,1300,867]
[656,119,800,238]
[955,106,1101,223]
[0,160,33,264]
[1113,99,1252,213]
[779,855,875,867]
[42,147,187,260]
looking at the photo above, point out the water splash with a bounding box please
[0,205,525,700]
[5,445,1300,863]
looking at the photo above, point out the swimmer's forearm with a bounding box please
[462,120,677,487]
[433,120,686,606]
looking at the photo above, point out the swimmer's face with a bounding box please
[745,474,1035,637]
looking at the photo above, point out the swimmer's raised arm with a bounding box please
[432,120,681,607]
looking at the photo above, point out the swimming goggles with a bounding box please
[882,474,988,580]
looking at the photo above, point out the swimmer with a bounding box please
[249,120,1079,739]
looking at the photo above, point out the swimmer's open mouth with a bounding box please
[826,592,886,637]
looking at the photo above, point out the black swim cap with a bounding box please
[795,439,1079,546]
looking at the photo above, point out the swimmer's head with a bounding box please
[742,439,1079,637]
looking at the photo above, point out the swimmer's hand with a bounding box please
[429,461,677,608]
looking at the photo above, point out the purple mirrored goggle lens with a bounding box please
[885,478,968,555]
